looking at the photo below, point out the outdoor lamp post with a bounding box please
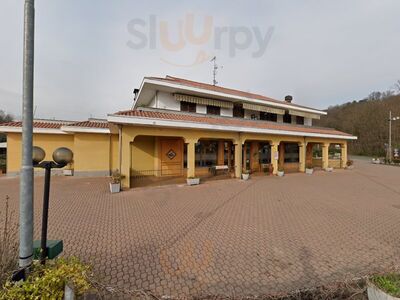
[32,146,73,264]
[387,111,400,162]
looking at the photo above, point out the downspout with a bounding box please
[108,133,112,176]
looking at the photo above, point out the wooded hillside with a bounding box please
[316,94,400,157]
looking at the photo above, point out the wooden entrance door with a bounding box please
[160,138,183,176]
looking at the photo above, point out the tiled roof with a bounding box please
[114,109,352,137]
[0,120,73,129]
[67,119,109,129]
[145,76,324,113]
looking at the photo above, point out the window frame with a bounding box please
[206,105,221,116]
[260,112,278,122]
[296,116,304,125]
[180,101,197,113]
[283,112,292,124]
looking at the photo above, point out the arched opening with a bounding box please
[193,139,235,180]
[130,135,186,188]
[242,140,273,175]
[306,143,323,169]
[328,143,343,168]
[278,142,300,173]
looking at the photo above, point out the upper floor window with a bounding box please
[283,112,292,124]
[296,116,304,125]
[233,104,244,118]
[180,101,196,113]
[207,105,220,116]
[250,114,258,120]
[260,112,277,122]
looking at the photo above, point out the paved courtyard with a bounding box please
[1,159,400,298]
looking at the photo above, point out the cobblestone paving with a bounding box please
[1,159,400,298]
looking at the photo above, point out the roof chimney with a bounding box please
[133,88,139,101]
[285,95,293,103]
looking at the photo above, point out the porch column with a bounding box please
[298,142,306,172]
[121,129,132,189]
[217,141,225,165]
[242,142,247,171]
[234,143,242,178]
[270,142,279,175]
[186,140,196,178]
[322,142,330,170]
[341,142,348,168]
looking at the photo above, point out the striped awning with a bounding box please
[242,103,285,115]
[289,109,321,119]
[174,94,233,109]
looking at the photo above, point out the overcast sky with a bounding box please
[1,0,399,121]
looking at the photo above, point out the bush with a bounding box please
[0,196,18,287]
[0,257,92,300]
[372,274,400,297]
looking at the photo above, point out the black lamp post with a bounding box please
[32,146,73,264]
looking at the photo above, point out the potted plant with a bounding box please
[325,165,334,172]
[277,167,284,177]
[371,158,380,164]
[305,163,314,175]
[63,161,74,176]
[345,160,354,170]
[186,177,200,186]
[110,169,123,193]
[241,170,250,180]
[368,274,400,300]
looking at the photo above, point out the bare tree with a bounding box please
[394,80,400,94]
[0,110,13,142]
[0,110,13,123]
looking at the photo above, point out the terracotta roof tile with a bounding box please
[114,109,352,137]
[145,76,324,113]
[0,120,72,129]
[67,120,109,129]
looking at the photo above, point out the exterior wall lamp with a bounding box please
[32,146,73,264]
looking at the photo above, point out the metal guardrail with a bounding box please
[131,165,237,179]
[130,169,184,179]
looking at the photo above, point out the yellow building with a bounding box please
[0,76,356,189]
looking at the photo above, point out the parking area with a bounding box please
[1,158,400,298]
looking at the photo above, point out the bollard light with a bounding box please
[52,147,73,165]
[32,146,46,164]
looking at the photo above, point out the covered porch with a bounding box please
[123,127,241,188]
[119,125,349,189]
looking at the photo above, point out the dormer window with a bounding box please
[207,105,220,116]
[180,101,196,113]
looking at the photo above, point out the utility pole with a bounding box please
[20,0,35,269]
[387,110,400,162]
[388,111,392,162]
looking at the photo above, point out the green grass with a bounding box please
[372,274,400,297]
